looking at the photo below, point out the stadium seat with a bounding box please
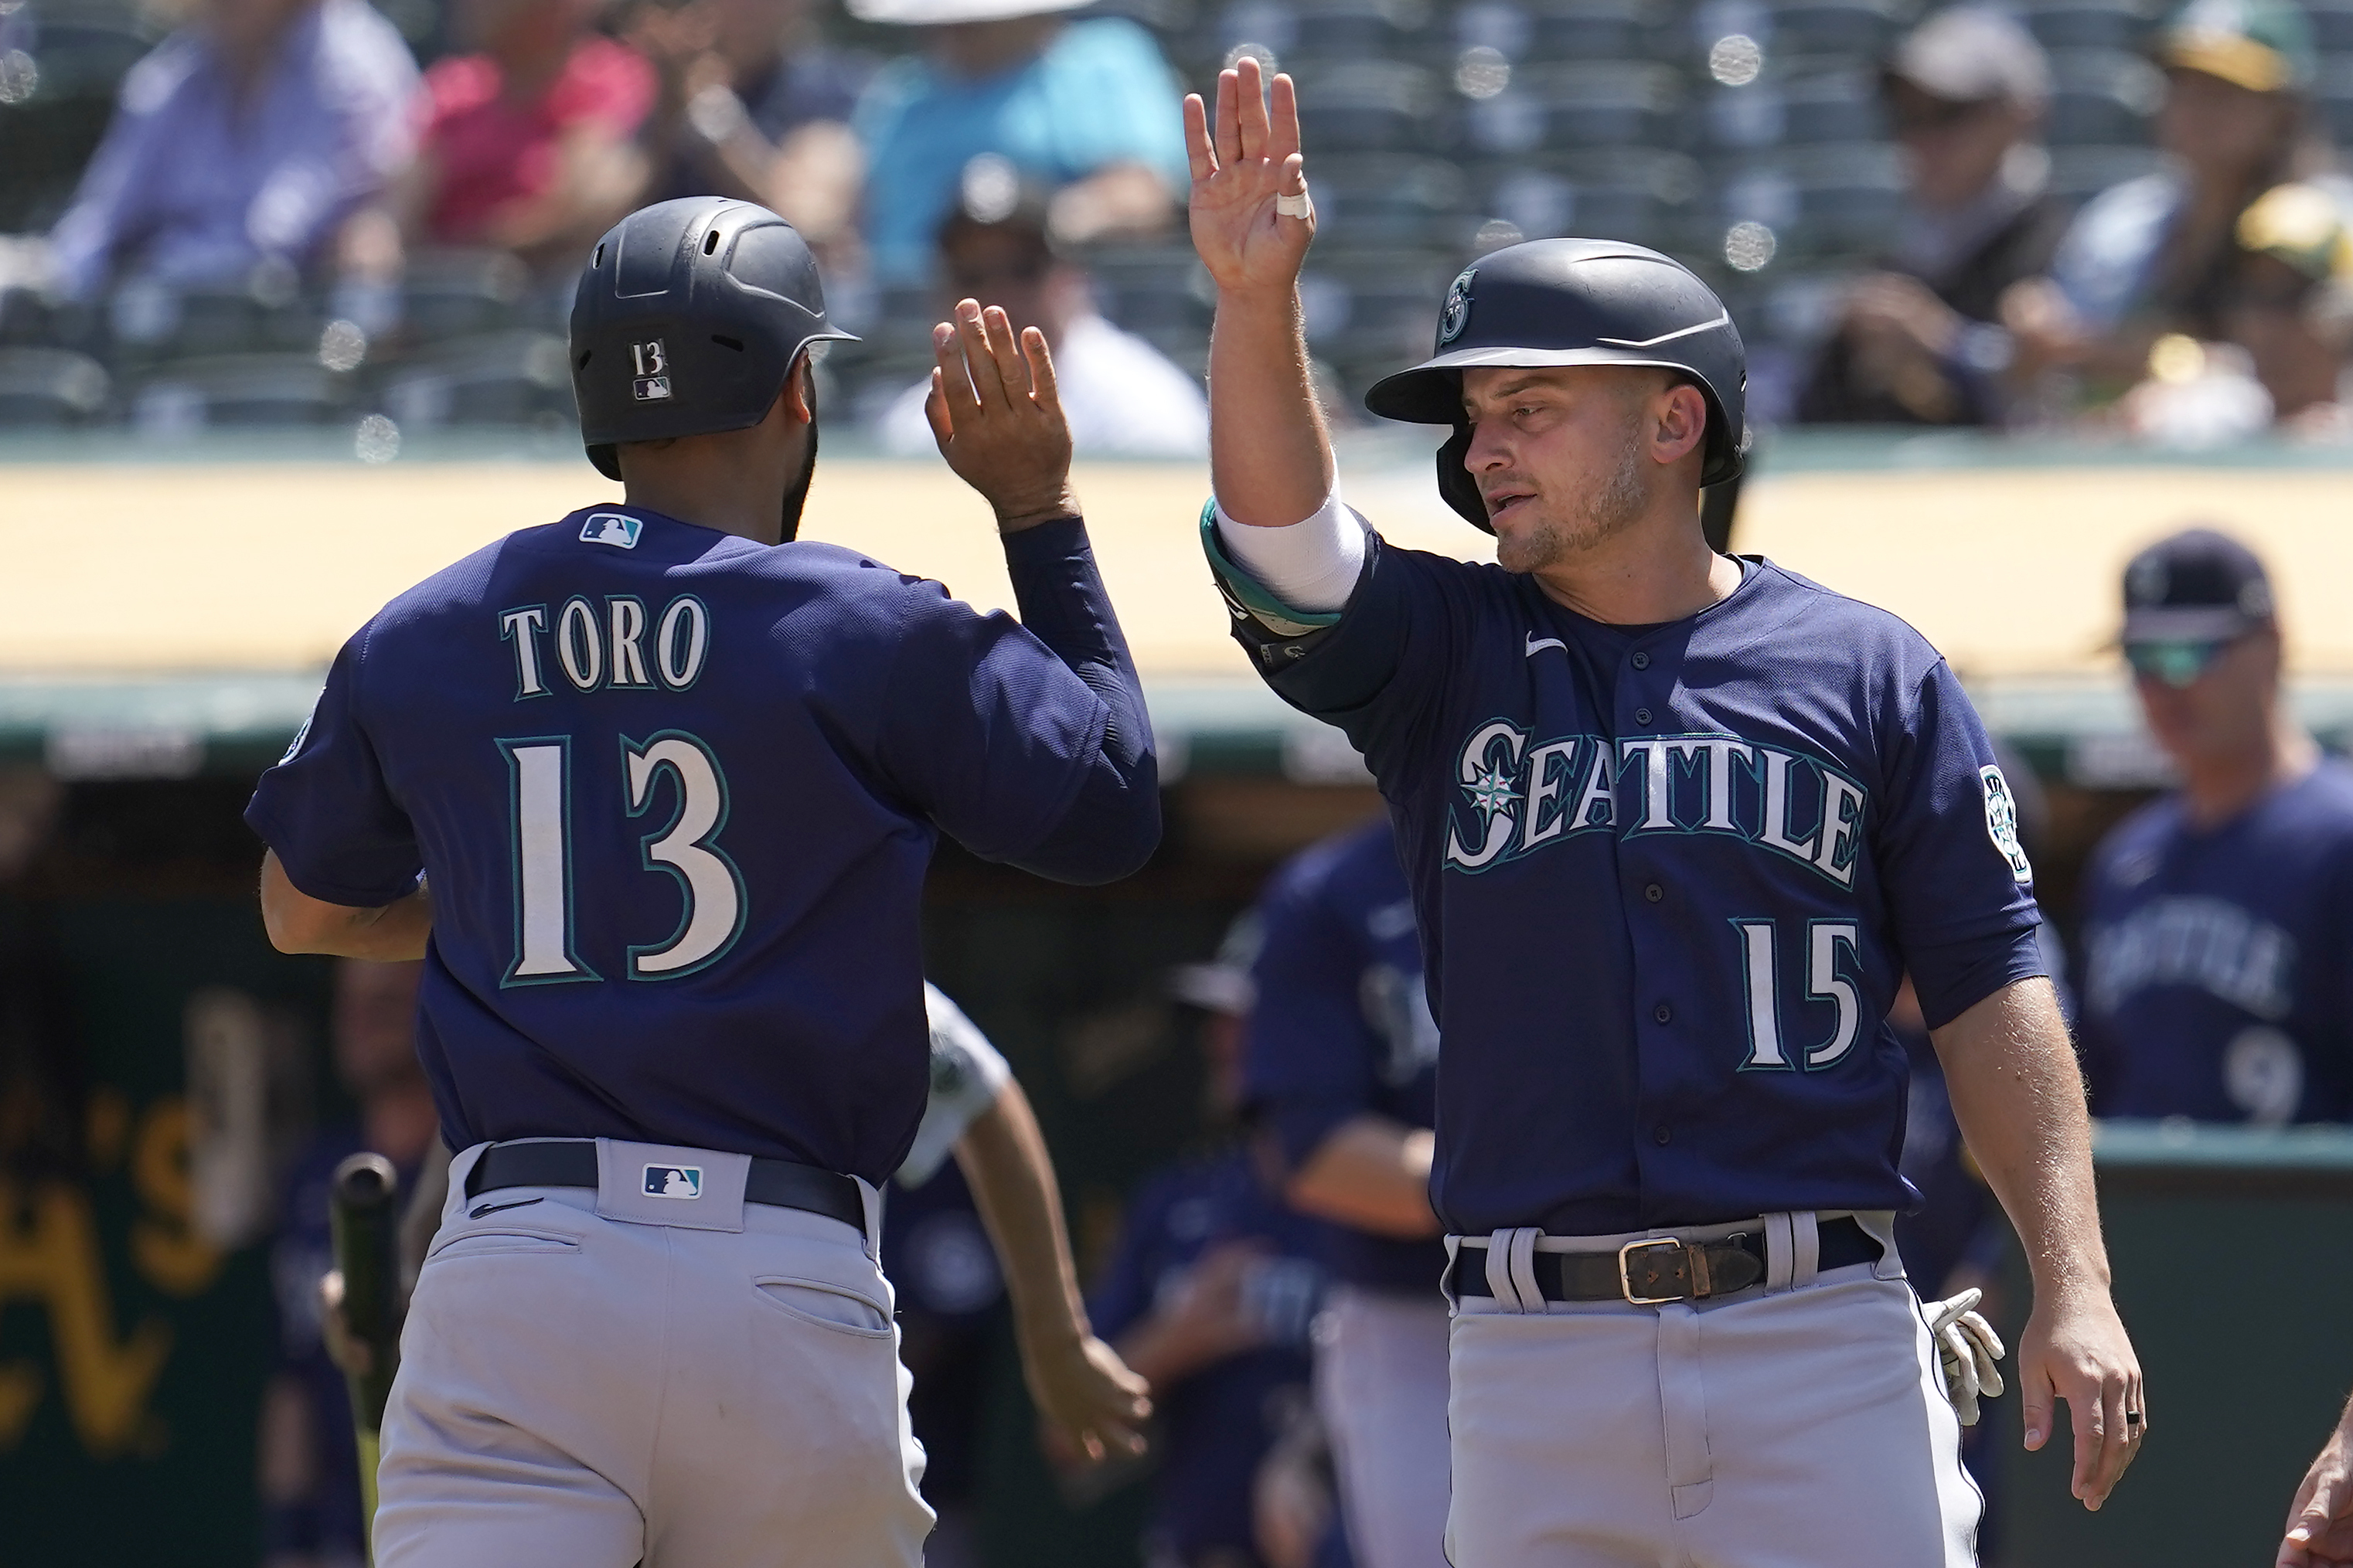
[1455,0,1535,58]
[1705,66,1885,149]
[2045,48,2164,147]
[1482,61,1684,151]
[1474,149,1702,247]
[1759,0,1900,60]
[1305,154,1472,248]
[1298,249,1459,385]
[105,276,320,362]
[2018,0,2156,54]
[127,352,349,429]
[2046,144,2169,202]
[0,345,109,425]
[1294,59,1442,153]
[397,249,535,345]
[1712,143,1905,260]
[1522,0,1666,63]
[2306,0,2353,55]
[1081,244,1213,337]
[374,331,574,428]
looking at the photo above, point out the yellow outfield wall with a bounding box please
[5,454,2351,678]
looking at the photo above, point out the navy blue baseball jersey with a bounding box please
[1208,526,2045,1236]
[1089,1148,1326,1564]
[1241,813,1447,1294]
[2079,760,2353,1125]
[248,506,1156,1185]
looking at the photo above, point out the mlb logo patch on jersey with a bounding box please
[643,1164,703,1199]
[1980,765,2033,883]
[581,512,642,549]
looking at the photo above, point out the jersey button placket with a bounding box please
[1634,707,1653,726]
[1645,882,1664,903]
[1630,651,1650,670]
[1653,1002,1673,1024]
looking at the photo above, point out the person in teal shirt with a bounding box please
[848,0,1189,285]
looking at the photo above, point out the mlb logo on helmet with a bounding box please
[581,512,642,549]
[643,1164,704,1199]
[631,339,673,402]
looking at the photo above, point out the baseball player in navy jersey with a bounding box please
[2080,528,2353,1126]
[1180,58,2144,1564]
[1240,814,1449,1568]
[246,196,1158,1566]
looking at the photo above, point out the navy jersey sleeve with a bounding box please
[1876,658,2048,1029]
[876,520,1157,884]
[244,626,424,907]
[1087,1169,1178,1342]
[1241,866,1381,1173]
[1207,514,1471,781]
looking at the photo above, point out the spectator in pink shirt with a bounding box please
[352,0,652,279]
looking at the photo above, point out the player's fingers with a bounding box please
[2020,1356,2055,1451]
[2071,1372,2117,1508]
[1214,66,1243,167]
[955,300,1010,409]
[1238,53,1272,162]
[980,304,1027,400]
[1183,92,1216,182]
[932,320,980,418]
[1020,326,1064,417]
[922,367,954,451]
[1270,70,1303,160]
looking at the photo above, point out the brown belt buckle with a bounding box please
[1618,1236,1691,1304]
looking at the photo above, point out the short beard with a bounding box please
[778,420,818,542]
[1493,412,1650,576]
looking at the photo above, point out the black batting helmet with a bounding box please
[570,197,857,479]
[1364,239,1748,532]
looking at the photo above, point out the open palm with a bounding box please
[1185,55,1315,293]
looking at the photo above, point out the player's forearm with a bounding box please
[1001,519,1160,882]
[1210,287,1333,528]
[259,851,433,961]
[1932,977,2112,1301]
[1285,1114,1440,1238]
[953,1083,1092,1349]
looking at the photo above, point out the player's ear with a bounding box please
[778,352,817,427]
[1652,380,1708,468]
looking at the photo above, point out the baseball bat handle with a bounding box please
[329,1151,403,1433]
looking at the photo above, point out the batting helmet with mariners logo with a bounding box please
[1364,239,1749,532]
[570,197,858,479]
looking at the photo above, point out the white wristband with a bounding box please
[1212,485,1363,613]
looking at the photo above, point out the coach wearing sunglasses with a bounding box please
[1796,6,2067,427]
[2078,527,2353,1128]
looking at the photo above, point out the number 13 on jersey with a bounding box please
[500,730,745,985]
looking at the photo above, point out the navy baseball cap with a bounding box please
[2120,527,2276,645]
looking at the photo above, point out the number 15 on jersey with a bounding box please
[500,730,744,985]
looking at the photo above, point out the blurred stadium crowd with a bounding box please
[11,0,2353,443]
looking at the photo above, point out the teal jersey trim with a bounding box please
[1197,498,1345,637]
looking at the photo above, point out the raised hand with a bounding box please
[925,298,1078,534]
[1185,54,1314,295]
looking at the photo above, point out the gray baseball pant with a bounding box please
[1443,1211,1980,1568]
[1314,1284,1452,1568]
[373,1140,934,1567]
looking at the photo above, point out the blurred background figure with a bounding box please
[845,0,1187,288]
[1088,919,1330,1568]
[257,957,431,1568]
[1239,815,1445,1568]
[2111,181,2353,443]
[2079,528,2353,1126]
[2011,0,2344,398]
[363,0,652,278]
[626,0,869,267]
[874,157,1205,456]
[1798,7,2065,427]
[42,0,415,301]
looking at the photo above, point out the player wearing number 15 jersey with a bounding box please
[246,198,1157,1568]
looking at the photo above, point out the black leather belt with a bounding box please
[1452,1216,1881,1305]
[465,1140,864,1231]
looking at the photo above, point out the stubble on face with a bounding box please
[1493,393,1653,576]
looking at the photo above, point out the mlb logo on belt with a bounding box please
[643,1164,703,1199]
[580,512,642,549]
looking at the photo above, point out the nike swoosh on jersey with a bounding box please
[1526,634,1566,657]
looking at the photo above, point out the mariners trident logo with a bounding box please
[1438,270,1476,346]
